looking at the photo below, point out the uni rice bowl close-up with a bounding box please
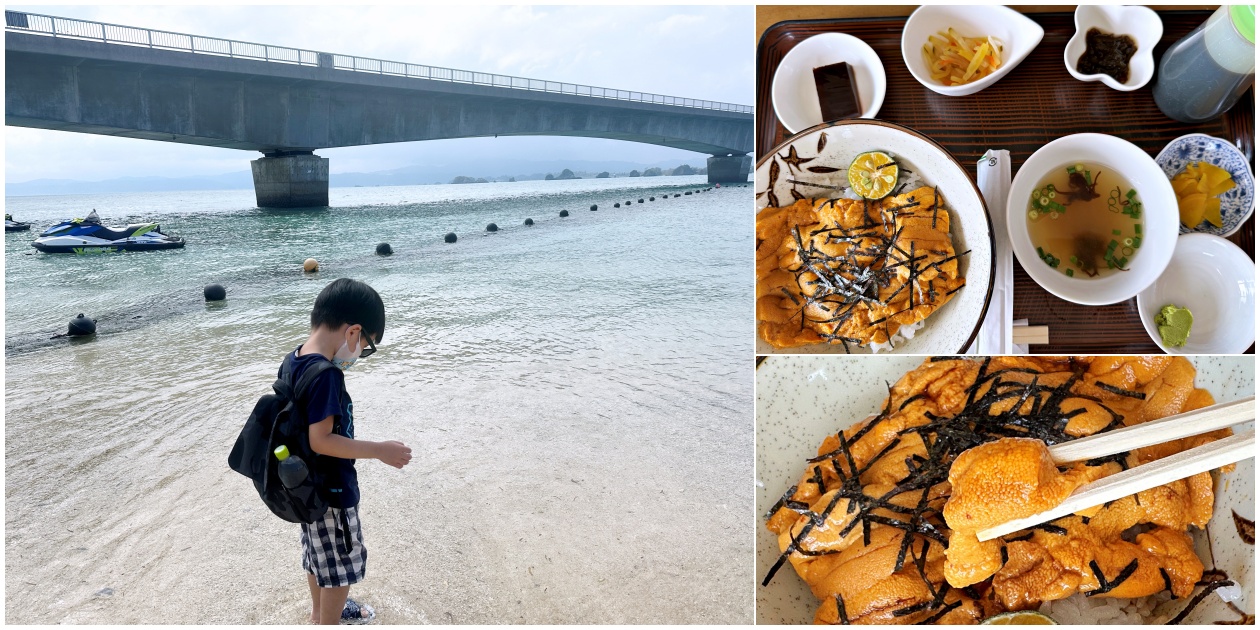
[756,355,1254,625]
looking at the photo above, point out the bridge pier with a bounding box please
[251,152,329,208]
[706,154,752,184]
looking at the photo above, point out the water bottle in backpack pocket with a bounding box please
[228,358,338,524]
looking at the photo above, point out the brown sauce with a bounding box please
[1077,28,1137,83]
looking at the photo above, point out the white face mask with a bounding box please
[332,331,364,370]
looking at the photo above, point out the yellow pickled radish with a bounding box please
[1177,192,1208,228]
[1204,197,1223,227]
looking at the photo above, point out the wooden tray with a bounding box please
[757,10,1255,354]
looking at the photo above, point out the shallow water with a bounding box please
[4,177,754,623]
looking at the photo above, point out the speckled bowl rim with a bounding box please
[755,118,997,354]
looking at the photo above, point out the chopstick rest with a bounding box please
[978,430,1254,541]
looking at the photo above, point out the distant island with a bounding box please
[544,168,580,181]
[6,160,715,196]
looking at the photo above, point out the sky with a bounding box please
[4,4,753,183]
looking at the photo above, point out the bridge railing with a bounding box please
[5,10,753,115]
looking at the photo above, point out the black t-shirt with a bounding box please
[282,346,359,509]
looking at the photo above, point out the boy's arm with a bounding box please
[309,415,412,468]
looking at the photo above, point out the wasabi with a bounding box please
[1155,304,1193,347]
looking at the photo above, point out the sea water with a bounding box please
[4,176,753,623]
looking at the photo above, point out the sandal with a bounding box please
[340,599,375,625]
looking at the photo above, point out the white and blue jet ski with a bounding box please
[5,214,31,232]
[33,210,185,254]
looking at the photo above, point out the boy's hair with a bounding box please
[310,278,386,343]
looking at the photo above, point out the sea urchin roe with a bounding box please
[755,188,968,350]
[1076,28,1137,83]
[764,356,1230,624]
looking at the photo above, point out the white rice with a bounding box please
[1038,591,1176,625]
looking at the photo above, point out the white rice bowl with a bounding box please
[755,355,1255,624]
[754,119,994,354]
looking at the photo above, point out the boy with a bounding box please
[282,278,412,624]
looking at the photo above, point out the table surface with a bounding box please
[757,9,1255,354]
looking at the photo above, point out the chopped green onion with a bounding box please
[1122,246,1134,257]
[1050,212,1060,220]
[1066,268,1074,277]
[1112,229,1122,236]
[1029,210,1040,219]
[1126,189,1137,199]
[1123,237,1133,246]
[1037,246,1045,257]
[1117,256,1128,267]
[1132,237,1142,248]
[1134,223,1142,234]
[1070,255,1078,264]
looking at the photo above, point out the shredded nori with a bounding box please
[779,192,969,350]
[763,358,1134,621]
[1094,381,1147,400]
[1085,558,1140,596]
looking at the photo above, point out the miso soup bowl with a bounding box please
[1008,133,1178,305]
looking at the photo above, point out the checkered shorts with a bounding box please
[301,506,367,588]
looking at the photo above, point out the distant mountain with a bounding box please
[6,157,712,196]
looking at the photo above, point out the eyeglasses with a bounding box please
[357,328,378,359]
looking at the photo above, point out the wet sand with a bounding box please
[5,335,752,624]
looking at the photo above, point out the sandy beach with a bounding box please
[5,182,753,624]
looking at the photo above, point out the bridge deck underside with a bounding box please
[5,34,753,156]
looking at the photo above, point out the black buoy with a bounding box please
[590,204,597,211]
[638,199,644,203]
[524,218,534,226]
[203,283,227,302]
[614,202,621,208]
[674,194,681,198]
[560,210,570,217]
[625,200,632,206]
[486,223,498,232]
[685,191,692,195]
[375,243,393,256]
[444,232,458,243]
[68,313,96,337]
[649,196,655,201]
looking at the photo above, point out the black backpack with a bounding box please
[228,357,338,524]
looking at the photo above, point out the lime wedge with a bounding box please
[847,151,899,199]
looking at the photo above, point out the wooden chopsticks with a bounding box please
[1011,325,1048,345]
[973,397,1255,541]
[977,430,1254,541]
[1046,396,1254,464]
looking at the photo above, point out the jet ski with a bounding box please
[5,214,31,232]
[32,210,185,254]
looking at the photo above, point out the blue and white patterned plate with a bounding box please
[1155,133,1255,238]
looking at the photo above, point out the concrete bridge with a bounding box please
[4,11,754,207]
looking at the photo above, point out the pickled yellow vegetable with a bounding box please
[922,28,1004,87]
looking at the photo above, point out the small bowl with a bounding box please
[1007,133,1178,305]
[901,5,1044,97]
[1064,5,1162,91]
[1137,233,1256,354]
[1156,133,1256,238]
[771,33,886,134]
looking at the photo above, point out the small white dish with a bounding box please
[1065,5,1163,91]
[901,5,1044,97]
[1007,133,1178,306]
[1156,133,1256,238]
[1137,233,1256,355]
[771,33,886,134]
